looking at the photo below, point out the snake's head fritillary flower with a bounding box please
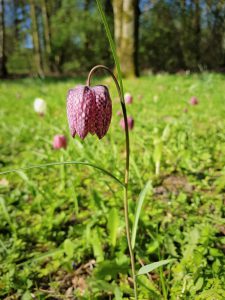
[67,85,112,140]
[124,93,133,104]
[34,98,47,116]
[117,110,122,116]
[120,116,134,131]
[189,96,199,105]
[53,134,67,149]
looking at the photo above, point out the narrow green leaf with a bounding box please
[153,139,163,163]
[95,0,124,96]
[162,125,170,141]
[64,239,74,259]
[0,197,11,225]
[131,180,152,249]
[195,277,204,292]
[0,161,124,187]
[91,229,104,262]
[153,139,163,176]
[137,259,174,276]
[107,207,119,247]
[0,197,15,233]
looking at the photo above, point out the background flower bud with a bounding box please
[124,93,133,104]
[120,116,134,130]
[189,96,199,105]
[53,134,67,149]
[34,98,47,115]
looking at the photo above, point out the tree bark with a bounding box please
[41,0,52,72]
[29,0,43,75]
[193,0,201,62]
[0,0,7,77]
[180,0,187,67]
[112,0,139,77]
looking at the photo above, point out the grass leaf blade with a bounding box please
[137,259,175,276]
[95,0,124,96]
[0,161,124,187]
[131,180,152,249]
[107,207,119,247]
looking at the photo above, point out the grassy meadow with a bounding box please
[0,73,225,299]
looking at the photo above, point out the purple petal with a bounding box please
[67,89,78,138]
[91,85,112,139]
[67,85,96,139]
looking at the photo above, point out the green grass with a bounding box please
[0,73,225,299]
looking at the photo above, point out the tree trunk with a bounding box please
[180,0,187,67]
[112,0,139,77]
[29,0,43,75]
[134,0,140,76]
[193,0,201,63]
[0,0,7,77]
[41,0,52,73]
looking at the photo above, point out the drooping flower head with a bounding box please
[53,134,67,149]
[67,85,112,139]
[34,98,47,115]
[124,93,133,104]
[189,96,199,106]
[120,116,134,131]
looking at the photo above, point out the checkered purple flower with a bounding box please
[67,85,112,139]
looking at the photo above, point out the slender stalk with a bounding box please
[87,65,138,299]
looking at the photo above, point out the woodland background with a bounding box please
[0,0,225,78]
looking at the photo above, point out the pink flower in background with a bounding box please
[117,110,122,116]
[120,117,134,131]
[189,96,199,105]
[67,85,112,139]
[53,135,67,149]
[124,93,133,104]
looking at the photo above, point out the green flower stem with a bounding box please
[87,65,138,300]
